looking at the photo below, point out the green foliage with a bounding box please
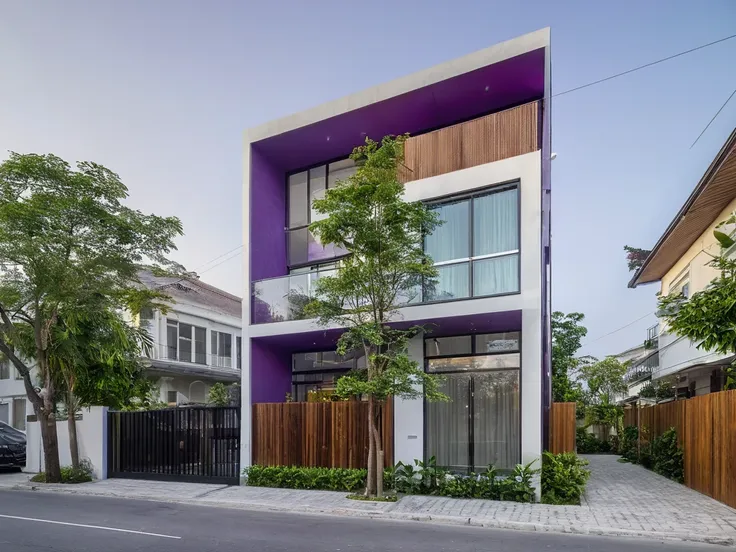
[207,383,231,407]
[244,465,369,492]
[541,452,590,505]
[638,382,656,399]
[639,379,675,402]
[658,217,736,390]
[624,246,651,272]
[393,456,446,495]
[551,312,588,403]
[620,426,639,462]
[651,428,684,483]
[0,152,184,481]
[576,427,612,453]
[580,357,628,404]
[31,459,94,484]
[303,135,448,496]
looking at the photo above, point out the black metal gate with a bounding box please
[107,406,240,484]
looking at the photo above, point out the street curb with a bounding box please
[10,483,734,547]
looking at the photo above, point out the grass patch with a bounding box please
[30,460,94,484]
[346,493,398,502]
[617,458,631,463]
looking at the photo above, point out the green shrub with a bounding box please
[576,427,612,453]
[243,465,368,492]
[651,427,684,483]
[638,442,653,469]
[31,459,94,484]
[620,426,639,462]
[245,460,538,503]
[541,452,590,505]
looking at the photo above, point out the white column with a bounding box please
[393,333,425,464]
[521,309,542,501]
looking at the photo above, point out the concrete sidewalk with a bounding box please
[7,456,736,546]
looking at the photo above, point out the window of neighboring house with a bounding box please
[669,268,690,299]
[12,397,25,431]
[236,336,242,370]
[211,331,232,368]
[167,390,178,404]
[423,184,519,301]
[14,368,23,380]
[287,159,356,267]
[0,360,9,380]
[166,319,207,364]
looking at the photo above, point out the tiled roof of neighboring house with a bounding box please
[630,128,736,287]
[138,271,242,318]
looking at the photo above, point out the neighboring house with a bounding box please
[242,29,552,478]
[137,271,242,405]
[629,128,736,397]
[615,324,660,403]
[0,273,243,429]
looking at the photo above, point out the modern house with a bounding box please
[629,128,736,396]
[242,29,552,483]
[0,358,31,432]
[136,271,242,405]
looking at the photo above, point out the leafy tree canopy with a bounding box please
[624,246,651,272]
[551,311,587,403]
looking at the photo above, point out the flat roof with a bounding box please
[245,29,548,172]
[630,128,736,287]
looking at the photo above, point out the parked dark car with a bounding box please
[0,420,26,470]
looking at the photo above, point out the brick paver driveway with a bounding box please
[581,454,736,539]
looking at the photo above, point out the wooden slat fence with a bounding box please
[623,389,736,509]
[252,401,393,469]
[400,101,540,183]
[548,402,576,454]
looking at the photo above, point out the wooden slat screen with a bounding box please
[252,400,393,469]
[624,390,736,509]
[401,101,539,183]
[548,402,576,454]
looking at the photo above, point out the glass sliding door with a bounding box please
[425,333,521,473]
[472,370,520,470]
[425,373,471,473]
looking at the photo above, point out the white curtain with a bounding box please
[473,370,520,470]
[473,255,519,296]
[426,374,471,472]
[425,201,469,263]
[473,189,518,256]
[429,263,469,300]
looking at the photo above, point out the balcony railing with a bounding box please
[399,101,540,184]
[645,323,659,350]
[144,345,237,371]
[625,352,659,384]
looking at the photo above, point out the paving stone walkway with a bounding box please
[6,455,736,546]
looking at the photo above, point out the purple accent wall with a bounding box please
[252,49,545,174]
[251,338,292,403]
[540,45,553,451]
[250,146,287,283]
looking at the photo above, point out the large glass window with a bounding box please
[425,332,520,473]
[424,184,519,301]
[287,159,356,267]
[212,331,233,368]
[0,359,9,380]
[12,398,26,431]
[291,349,365,402]
[167,319,207,364]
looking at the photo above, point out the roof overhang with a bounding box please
[629,128,736,288]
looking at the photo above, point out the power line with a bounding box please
[582,311,656,348]
[690,87,736,149]
[553,33,736,98]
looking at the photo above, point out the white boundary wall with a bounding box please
[25,406,108,479]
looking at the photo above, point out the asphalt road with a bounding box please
[0,489,717,552]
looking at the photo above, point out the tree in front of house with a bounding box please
[305,135,448,499]
[0,153,184,482]
[658,211,736,391]
[623,246,652,272]
[551,311,587,405]
[579,356,627,440]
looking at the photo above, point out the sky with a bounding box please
[1,0,734,358]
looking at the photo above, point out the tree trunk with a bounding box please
[68,408,79,470]
[374,401,384,498]
[365,396,376,497]
[38,408,61,482]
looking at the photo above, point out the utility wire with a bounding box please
[553,33,736,98]
[690,87,736,149]
[581,311,656,348]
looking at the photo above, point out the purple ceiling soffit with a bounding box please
[252,49,545,172]
[251,309,522,353]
